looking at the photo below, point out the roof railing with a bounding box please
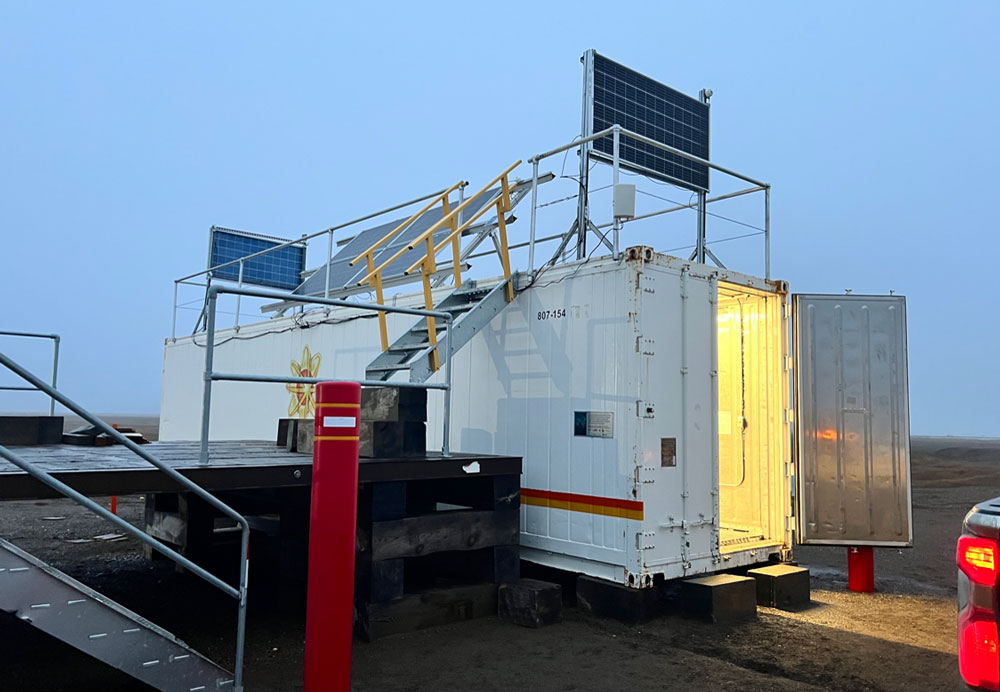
[0,331,60,416]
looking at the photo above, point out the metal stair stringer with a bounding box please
[366,274,517,384]
[0,536,234,692]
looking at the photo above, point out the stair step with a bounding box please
[367,364,413,372]
[446,304,476,315]
[0,537,233,691]
[388,342,431,353]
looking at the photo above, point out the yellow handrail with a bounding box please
[357,160,521,286]
[405,194,503,275]
[349,180,464,350]
[348,180,466,268]
[402,163,518,302]
[361,160,522,371]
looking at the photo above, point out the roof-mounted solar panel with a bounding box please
[584,50,710,192]
[295,187,501,297]
[208,227,306,290]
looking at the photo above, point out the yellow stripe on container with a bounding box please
[521,495,643,521]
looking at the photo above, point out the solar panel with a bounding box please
[295,187,502,296]
[585,50,710,192]
[209,227,306,290]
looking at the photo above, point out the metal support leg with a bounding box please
[442,315,453,457]
[528,160,539,272]
[234,261,244,330]
[765,185,771,279]
[696,191,707,264]
[325,229,333,298]
[612,126,621,260]
[200,292,218,465]
[49,336,60,416]
[171,282,178,342]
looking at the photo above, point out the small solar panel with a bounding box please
[209,227,306,290]
[586,50,710,192]
[296,187,501,296]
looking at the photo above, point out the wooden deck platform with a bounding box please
[0,441,521,500]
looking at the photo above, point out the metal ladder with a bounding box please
[366,275,517,383]
[0,351,250,691]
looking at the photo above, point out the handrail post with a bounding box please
[612,126,621,260]
[325,229,333,298]
[49,336,59,417]
[200,289,218,465]
[495,178,515,302]
[442,314,453,457]
[234,260,244,330]
[528,160,539,272]
[365,254,390,351]
[421,249,439,372]
[171,281,179,341]
[444,194,461,288]
[234,526,250,690]
[764,185,771,279]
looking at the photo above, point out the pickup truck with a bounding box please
[959,498,1000,690]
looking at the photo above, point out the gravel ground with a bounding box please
[0,434,995,691]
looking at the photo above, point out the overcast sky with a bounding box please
[1,2,997,436]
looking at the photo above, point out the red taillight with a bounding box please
[960,608,1000,691]
[960,536,999,586]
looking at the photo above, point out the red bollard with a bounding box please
[304,382,361,692]
[847,546,875,592]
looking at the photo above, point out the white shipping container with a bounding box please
[161,249,911,586]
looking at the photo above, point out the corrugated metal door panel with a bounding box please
[637,265,716,574]
[793,294,912,546]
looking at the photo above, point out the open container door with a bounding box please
[792,294,912,547]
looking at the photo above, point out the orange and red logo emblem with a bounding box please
[287,345,322,418]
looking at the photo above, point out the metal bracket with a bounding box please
[636,336,655,355]
[637,401,655,418]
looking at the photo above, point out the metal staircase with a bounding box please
[0,351,249,691]
[366,275,516,383]
[0,538,233,691]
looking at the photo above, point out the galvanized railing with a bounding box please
[0,351,252,691]
[198,284,455,460]
[526,124,772,278]
[0,331,60,416]
[172,185,464,340]
[355,161,521,373]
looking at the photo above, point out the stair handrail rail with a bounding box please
[356,161,522,288]
[0,331,60,416]
[348,180,467,351]
[355,161,521,372]
[0,351,251,692]
[402,170,517,301]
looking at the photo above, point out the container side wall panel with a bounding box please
[444,265,636,575]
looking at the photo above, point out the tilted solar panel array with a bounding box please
[590,52,710,192]
[295,187,501,297]
[210,228,306,290]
